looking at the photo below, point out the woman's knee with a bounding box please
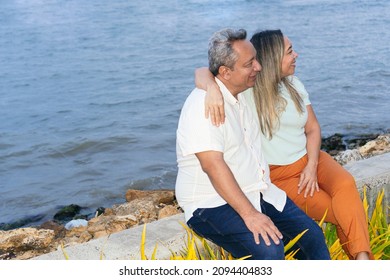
[330,172,359,198]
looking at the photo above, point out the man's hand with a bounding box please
[242,210,283,246]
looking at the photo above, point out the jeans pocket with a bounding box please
[192,208,207,220]
[189,206,229,236]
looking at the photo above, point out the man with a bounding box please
[175,28,330,260]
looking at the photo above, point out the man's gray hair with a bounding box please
[208,28,247,76]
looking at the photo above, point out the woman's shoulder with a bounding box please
[287,75,309,96]
[287,75,304,87]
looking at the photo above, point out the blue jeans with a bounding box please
[187,196,330,260]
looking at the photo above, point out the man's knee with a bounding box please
[246,242,285,260]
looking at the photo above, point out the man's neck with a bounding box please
[215,76,244,98]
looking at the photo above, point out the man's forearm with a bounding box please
[197,152,258,219]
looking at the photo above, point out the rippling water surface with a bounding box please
[1,0,389,226]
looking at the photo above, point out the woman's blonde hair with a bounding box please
[250,30,304,139]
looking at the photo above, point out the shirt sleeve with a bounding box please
[177,89,224,157]
[291,76,311,105]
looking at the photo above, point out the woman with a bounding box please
[195,29,373,260]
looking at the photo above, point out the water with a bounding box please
[1,0,389,227]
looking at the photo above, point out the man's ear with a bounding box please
[218,66,232,80]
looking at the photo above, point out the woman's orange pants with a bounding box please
[270,151,374,260]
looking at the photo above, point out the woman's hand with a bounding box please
[301,105,321,197]
[297,163,319,197]
[194,67,226,126]
[205,83,225,126]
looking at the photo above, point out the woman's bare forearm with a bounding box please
[194,67,225,125]
[195,67,216,90]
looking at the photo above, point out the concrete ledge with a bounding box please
[33,213,187,260]
[344,152,390,208]
[33,152,390,260]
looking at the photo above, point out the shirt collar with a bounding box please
[215,78,239,106]
[214,78,249,107]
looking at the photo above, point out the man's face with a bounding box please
[227,40,261,94]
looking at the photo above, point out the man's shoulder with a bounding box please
[180,88,207,117]
[183,88,207,107]
[190,87,207,98]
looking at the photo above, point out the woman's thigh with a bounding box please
[270,156,337,223]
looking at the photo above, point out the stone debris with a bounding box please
[0,189,182,260]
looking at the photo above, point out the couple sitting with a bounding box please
[175,28,373,260]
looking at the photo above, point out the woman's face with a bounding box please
[281,36,298,78]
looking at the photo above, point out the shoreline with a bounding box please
[1,131,386,232]
[1,132,389,260]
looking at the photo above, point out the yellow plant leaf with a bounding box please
[318,209,328,227]
[140,224,147,260]
[151,243,158,260]
[186,237,197,260]
[363,186,369,224]
[284,229,308,253]
[60,242,70,260]
[285,249,300,260]
[202,239,216,260]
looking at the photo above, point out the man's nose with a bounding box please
[254,60,262,72]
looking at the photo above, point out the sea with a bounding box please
[1,0,389,227]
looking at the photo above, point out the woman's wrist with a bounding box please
[306,159,318,169]
[206,80,219,93]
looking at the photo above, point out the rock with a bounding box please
[359,134,390,157]
[53,204,82,222]
[63,226,92,245]
[344,133,380,150]
[321,133,382,156]
[158,205,183,219]
[125,189,175,204]
[0,214,45,231]
[38,220,66,239]
[0,228,55,253]
[112,200,157,221]
[0,251,16,260]
[321,133,346,155]
[322,133,389,165]
[333,149,363,165]
[86,214,138,238]
[95,207,106,217]
[331,133,390,165]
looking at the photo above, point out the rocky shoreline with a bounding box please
[1,132,389,260]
